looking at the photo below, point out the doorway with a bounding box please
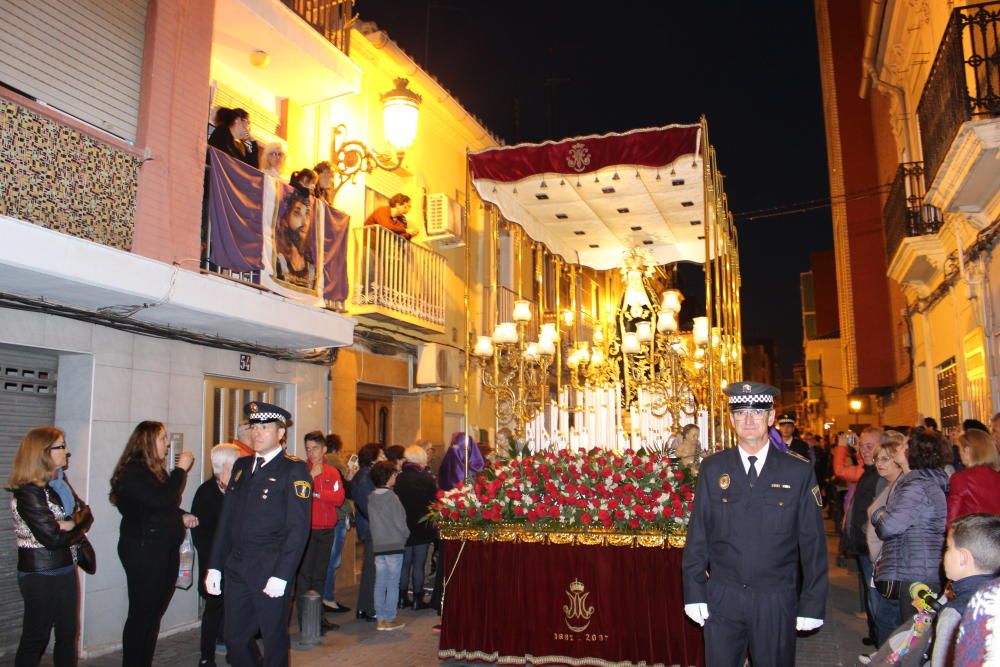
[203,376,278,481]
[356,397,392,448]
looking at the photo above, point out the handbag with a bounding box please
[76,537,96,575]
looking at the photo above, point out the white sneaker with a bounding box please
[858,653,873,665]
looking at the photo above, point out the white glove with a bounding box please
[263,577,287,598]
[205,569,222,596]
[684,603,709,626]
[796,616,823,631]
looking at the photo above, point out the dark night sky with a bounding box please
[357,1,835,375]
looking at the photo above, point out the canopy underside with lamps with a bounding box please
[468,124,716,270]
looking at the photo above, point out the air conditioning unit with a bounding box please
[426,193,465,243]
[415,343,463,389]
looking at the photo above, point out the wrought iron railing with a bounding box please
[883,162,942,264]
[352,225,446,327]
[281,0,353,55]
[917,2,1000,185]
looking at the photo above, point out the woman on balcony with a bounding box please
[260,141,287,181]
[208,107,259,168]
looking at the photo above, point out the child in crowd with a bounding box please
[367,460,410,631]
[930,513,1000,666]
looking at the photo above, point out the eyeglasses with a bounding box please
[874,456,893,463]
[732,408,770,419]
[48,444,67,451]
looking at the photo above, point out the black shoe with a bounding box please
[414,599,432,610]
[356,610,376,622]
[322,600,351,614]
[398,593,410,609]
[862,637,875,646]
[320,618,340,634]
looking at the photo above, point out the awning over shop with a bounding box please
[469,124,708,270]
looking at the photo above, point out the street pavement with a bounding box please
[54,520,871,667]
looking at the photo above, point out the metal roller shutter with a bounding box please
[0,346,58,659]
[0,0,148,142]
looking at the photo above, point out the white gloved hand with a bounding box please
[684,603,710,626]
[205,569,222,596]
[796,616,824,631]
[263,577,287,598]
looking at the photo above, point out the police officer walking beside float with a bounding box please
[205,402,312,667]
[682,382,828,666]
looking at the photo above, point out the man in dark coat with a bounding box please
[682,381,829,666]
[205,402,311,667]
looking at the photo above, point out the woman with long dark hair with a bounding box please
[110,421,197,667]
[8,426,93,667]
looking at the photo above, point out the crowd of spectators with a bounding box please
[802,416,1000,665]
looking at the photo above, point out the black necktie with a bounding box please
[747,455,758,488]
[252,456,265,477]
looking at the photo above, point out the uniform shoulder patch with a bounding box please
[284,453,303,462]
[784,449,809,463]
[811,485,822,508]
[293,480,312,499]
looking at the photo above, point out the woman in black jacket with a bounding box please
[8,426,93,667]
[110,421,197,667]
[394,445,439,609]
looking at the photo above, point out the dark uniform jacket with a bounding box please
[208,452,312,584]
[682,444,828,619]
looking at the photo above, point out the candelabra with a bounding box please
[472,301,556,437]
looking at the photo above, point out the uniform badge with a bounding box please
[811,485,822,508]
[742,384,752,393]
[234,469,243,482]
[249,402,258,413]
[719,473,730,490]
[293,480,312,499]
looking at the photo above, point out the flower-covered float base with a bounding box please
[432,448,696,546]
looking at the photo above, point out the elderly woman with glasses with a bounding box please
[8,426,93,667]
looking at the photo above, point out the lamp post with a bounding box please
[329,78,422,203]
[849,398,863,429]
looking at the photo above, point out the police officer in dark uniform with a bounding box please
[777,412,812,460]
[205,402,312,667]
[682,382,828,666]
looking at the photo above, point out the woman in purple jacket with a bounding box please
[870,429,948,640]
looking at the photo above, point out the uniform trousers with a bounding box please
[224,559,291,667]
[119,537,179,667]
[16,570,79,667]
[703,581,797,667]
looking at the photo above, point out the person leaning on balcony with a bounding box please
[208,107,259,168]
[364,194,418,240]
[8,426,94,667]
[110,421,198,667]
[682,381,828,667]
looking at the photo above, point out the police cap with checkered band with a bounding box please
[723,381,780,411]
[244,401,292,427]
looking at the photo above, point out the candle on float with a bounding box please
[473,335,494,358]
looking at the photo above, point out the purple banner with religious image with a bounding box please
[207,147,351,307]
[271,183,320,294]
[208,147,264,271]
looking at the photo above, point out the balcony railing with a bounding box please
[352,225,446,331]
[281,0,353,55]
[917,2,1000,184]
[883,162,942,264]
[0,92,141,251]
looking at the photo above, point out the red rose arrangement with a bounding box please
[431,449,696,534]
